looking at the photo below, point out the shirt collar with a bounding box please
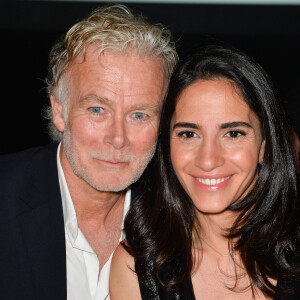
[121,188,131,240]
[57,143,79,247]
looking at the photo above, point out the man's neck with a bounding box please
[59,145,127,271]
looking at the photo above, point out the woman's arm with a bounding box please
[109,243,142,300]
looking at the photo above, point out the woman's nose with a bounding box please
[195,138,225,172]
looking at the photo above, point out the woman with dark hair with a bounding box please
[109,45,299,299]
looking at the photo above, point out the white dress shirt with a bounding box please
[56,143,131,300]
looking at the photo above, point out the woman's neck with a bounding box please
[194,210,238,258]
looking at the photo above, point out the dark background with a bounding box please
[1,1,300,154]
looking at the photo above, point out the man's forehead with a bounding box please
[62,45,167,107]
[68,46,166,88]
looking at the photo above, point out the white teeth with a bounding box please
[196,176,230,185]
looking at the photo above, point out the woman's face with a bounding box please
[170,79,265,215]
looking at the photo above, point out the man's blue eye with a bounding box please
[91,107,103,114]
[134,113,145,120]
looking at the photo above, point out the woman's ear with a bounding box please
[50,95,66,133]
[259,140,266,164]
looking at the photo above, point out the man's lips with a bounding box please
[93,158,130,167]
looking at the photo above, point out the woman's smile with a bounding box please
[194,175,232,190]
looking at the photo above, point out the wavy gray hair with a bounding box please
[44,4,178,141]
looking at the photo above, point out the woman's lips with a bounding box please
[194,175,232,190]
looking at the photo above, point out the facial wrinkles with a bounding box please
[82,51,165,102]
[69,71,164,127]
[62,122,157,192]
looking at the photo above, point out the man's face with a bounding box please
[52,45,166,192]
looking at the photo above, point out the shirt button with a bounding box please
[68,221,76,230]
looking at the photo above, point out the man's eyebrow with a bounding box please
[220,121,253,129]
[173,122,199,130]
[130,103,160,113]
[81,95,112,105]
[80,95,160,112]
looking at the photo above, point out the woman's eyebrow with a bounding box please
[173,122,199,130]
[220,121,253,129]
[172,121,253,131]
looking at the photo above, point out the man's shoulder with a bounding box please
[0,143,58,169]
[0,143,59,183]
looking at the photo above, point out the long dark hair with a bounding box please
[125,45,299,297]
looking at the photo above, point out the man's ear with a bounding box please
[259,140,265,164]
[50,95,66,133]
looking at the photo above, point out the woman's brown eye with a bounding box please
[178,131,196,138]
[226,130,245,138]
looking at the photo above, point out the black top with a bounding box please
[139,264,300,300]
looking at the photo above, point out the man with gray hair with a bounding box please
[0,4,177,300]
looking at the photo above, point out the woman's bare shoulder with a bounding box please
[109,243,142,300]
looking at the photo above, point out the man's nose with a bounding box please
[103,117,129,149]
[195,138,224,172]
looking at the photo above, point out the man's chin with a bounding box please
[82,176,132,193]
[91,183,129,193]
